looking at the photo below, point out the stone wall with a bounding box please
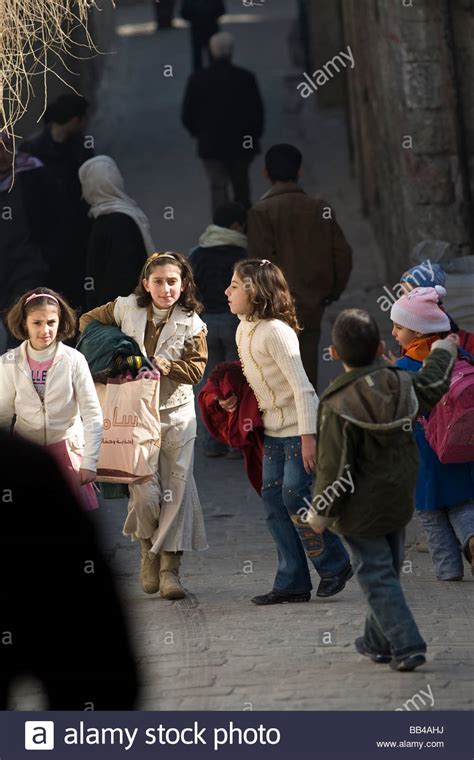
[309,0,474,279]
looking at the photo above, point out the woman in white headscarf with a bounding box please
[79,155,156,309]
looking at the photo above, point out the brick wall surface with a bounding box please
[310,0,473,279]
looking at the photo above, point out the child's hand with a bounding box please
[79,468,97,486]
[218,393,238,413]
[382,350,398,365]
[301,434,316,474]
[446,333,460,346]
[152,355,172,375]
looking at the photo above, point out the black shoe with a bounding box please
[390,653,426,672]
[251,590,311,606]
[316,563,353,598]
[355,636,391,664]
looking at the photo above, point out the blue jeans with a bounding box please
[417,503,474,580]
[345,530,426,660]
[261,436,350,593]
[197,311,239,454]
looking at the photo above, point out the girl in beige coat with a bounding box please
[80,252,208,598]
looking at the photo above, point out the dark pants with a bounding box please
[298,324,321,392]
[197,311,239,454]
[190,22,219,70]
[345,530,426,661]
[202,157,253,215]
[154,0,175,28]
[262,436,350,593]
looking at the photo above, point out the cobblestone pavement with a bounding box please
[11,0,473,711]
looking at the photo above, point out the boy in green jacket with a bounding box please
[307,309,457,672]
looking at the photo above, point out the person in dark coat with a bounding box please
[182,32,264,213]
[181,0,225,71]
[0,135,49,352]
[189,202,247,457]
[0,429,139,709]
[21,94,94,311]
[154,0,175,29]
[247,144,353,391]
[78,155,155,309]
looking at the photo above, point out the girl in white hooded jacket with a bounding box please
[0,288,103,509]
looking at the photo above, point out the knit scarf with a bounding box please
[402,335,440,362]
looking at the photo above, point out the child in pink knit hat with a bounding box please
[390,287,474,582]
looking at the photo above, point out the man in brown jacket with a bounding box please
[247,144,352,390]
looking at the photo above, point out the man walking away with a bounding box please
[182,32,264,214]
[181,0,225,71]
[247,144,352,391]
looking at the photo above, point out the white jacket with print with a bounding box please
[0,341,103,471]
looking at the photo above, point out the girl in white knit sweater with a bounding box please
[224,259,352,605]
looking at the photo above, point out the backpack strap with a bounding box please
[458,347,474,364]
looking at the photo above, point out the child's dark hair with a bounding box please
[44,94,89,125]
[233,259,301,332]
[135,251,203,314]
[332,309,380,367]
[213,202,247,230]
[265,143,302,183]
[6,288,77,341]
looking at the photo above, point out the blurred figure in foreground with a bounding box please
[0,429,139,709]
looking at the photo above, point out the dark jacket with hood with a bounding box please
[308,340,457,538]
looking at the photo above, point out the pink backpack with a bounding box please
[423,358,474,464]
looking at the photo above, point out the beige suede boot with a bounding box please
[160,551,185,599]
[139,539,161,594]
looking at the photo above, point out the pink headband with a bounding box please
[25,293,60,306]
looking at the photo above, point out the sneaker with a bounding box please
[316,563,354,598]
[390,653,426,672]
[355,636,391,664]
[251,590,311,606]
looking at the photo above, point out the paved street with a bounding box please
[12,0,473,712]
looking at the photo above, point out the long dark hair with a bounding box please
[135,251,203,314]
[233,259,301,332]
